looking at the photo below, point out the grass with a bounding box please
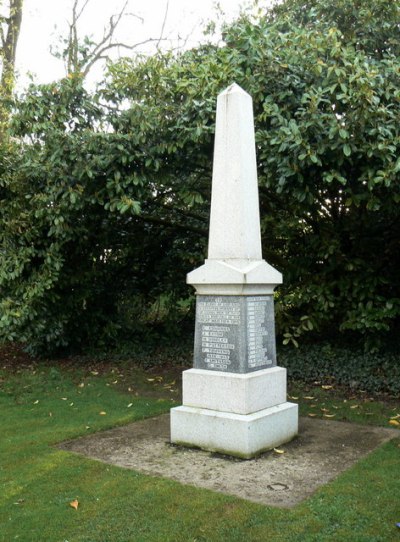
[288,381,400,428]
[0,357,399,542]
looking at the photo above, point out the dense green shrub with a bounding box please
[1,0,400,354]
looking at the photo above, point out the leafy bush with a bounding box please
[1,0,400,354]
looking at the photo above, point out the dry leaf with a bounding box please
[321,385,333,390]
[78,383,85,388]
[147,378,155,382]
[273,448,285,454]
[127,403,133,408]
[390,414,400,420]
[350,405,359,409]
[33,400,39,404]
[389,419,400,427]
[69,499,79,510]
[289,396,299,400]
[304,396,315,400]
[308,413,317,417]
[323,414,336,418]
[99,411,107,416]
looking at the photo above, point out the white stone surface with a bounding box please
[187,259,282,294]
[208,83,262,260]
[170,402,299,458]
[182,367,287,415]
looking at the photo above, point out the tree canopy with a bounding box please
[1,0,400,354]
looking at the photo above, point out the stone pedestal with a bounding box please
[171,366,297,458]
[170,83,298,458]
[171,317,298,458]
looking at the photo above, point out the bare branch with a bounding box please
[157,0,169,49]
[58,0,185,79]
[82,37,165,77]
[75,0,91,22]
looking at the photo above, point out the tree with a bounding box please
[1,0,400,354]
[52,0,172,79]
[0,0,23,127]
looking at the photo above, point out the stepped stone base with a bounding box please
[170,402,298,459]
[182,367,287,414]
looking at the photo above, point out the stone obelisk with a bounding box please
[170,83,298,458]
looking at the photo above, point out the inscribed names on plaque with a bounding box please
[246,296,275,369]
[196,297,241,371]
[193,295,277,373]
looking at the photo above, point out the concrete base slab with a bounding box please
[170,402,298,458]
[58,414,399,508]
[182,367,287,414]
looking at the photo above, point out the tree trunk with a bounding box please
[1,0,23,128]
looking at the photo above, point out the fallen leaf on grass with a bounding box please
[389,419,400,427]
[33,400,39,404]
[273,448,285,454]
[390,414,400,420]
[303,396,315,400]
[99,411,107,416]
[308,413,317,417]
[69,499,79,510]
[127,403,133,408]
[147,378,155,382]
[321,385,333,390]
[289,396,299,400]
[350,405,359,409]
[323,414,336,418]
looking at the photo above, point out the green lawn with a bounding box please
[0,362,399,542]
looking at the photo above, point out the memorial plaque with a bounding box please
[194,295,276,373]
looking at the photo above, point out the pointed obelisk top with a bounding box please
[219,82,250,96]
[207,82,262,260]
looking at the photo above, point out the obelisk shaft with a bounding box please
[208,83,262,261]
